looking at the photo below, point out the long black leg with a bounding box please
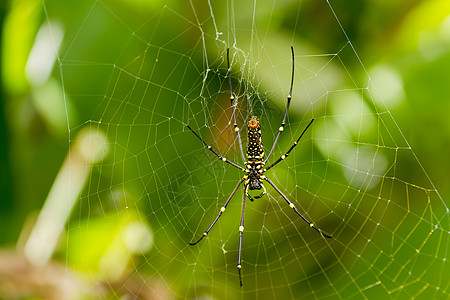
[227,49,247,164]
[264,46,295,164]
[186,125,246,172]
[264,118,314,172]
[237,183,247,287]
[263,176,332,238]
[189,178,245,245]
[245,183,266,202]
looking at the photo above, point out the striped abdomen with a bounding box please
[246,116,264,190]
[247,116,264,160]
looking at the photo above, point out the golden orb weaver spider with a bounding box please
[187,47,332,287]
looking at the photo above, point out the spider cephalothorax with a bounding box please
[187,47,332,287]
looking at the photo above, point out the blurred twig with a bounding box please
[0,250,90,299]
[0,250,170,299]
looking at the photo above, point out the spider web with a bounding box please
[40,0,449,298]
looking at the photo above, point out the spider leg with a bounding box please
[244,184,254,202]
[189,178,245,245]
[237,183,247,287]
[186,125,246,172]
[254,184,267,199]
[264,46,295,164]
[264,118,314,172]
[244,184,266,201]
[227,49,247,164]
[263,176,332,238]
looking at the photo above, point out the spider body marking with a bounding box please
[187,47,332,287]
[245,116,265,195]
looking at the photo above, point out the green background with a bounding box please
[0,0,449,299]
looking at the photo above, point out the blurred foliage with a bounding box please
[1,0,449,299]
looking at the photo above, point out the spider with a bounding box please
[187,47,332,287]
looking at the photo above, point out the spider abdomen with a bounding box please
[247,116,264,160]
[246,116,264,190]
